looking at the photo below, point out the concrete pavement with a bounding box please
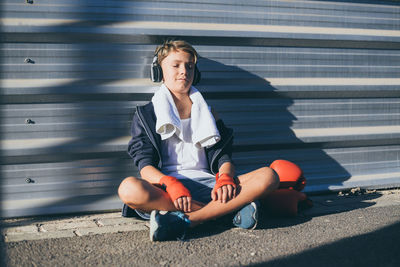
[2,188,400,266]
[2,211,147,243]
[2,188,400,243]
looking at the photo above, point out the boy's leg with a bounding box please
[118,176,205,213]
[186,167,279,227]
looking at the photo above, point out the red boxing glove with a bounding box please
[159,176,191,201]
[270,159,306,191]
[214,173,237,191]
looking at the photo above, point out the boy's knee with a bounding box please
[118,177,150,206]
[259,167,280,190]
[118,177,134,202]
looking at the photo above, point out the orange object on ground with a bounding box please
[267,159,313,216]
[270,159,306,191]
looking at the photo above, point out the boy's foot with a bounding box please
[232,201,260,230]
[149,210,191,241]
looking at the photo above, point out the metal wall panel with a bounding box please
[1,0,400,217]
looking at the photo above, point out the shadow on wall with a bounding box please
[8,71,137,216]
[1,0,160,218]
[1,3,6,265]
[196,57,381,212]
[197,57,353,187]
[1,7,147,217]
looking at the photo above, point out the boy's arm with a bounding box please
[140,165,165,184]
[140,165,193,212]
[212,162,237,203]
[218,161,235,178]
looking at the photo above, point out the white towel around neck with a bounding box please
[152,84,220,148]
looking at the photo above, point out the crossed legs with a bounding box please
[118,167,279,227]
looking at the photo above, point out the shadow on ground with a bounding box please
[186,209,310,240]
[249,220,400,267]
[187,190,383,240]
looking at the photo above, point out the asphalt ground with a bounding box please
[2,189,400,267]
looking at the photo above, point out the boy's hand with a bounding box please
[174,196,192,213]
[211,173,237,203]
[160,176,192,212]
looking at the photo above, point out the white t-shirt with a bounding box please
[160,118,213,180]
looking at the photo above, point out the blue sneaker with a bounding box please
[149,210,191,241]
[233,201,260,230]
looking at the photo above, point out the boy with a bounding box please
[118,40,279,241]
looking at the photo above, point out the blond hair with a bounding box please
[155,40,199,65]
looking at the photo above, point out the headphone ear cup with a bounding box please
[150,57,163,82]
[192,65,201,85]
[151,64,163,83]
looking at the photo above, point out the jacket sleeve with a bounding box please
[206,118,234,174]
[127,110,159,171]
[216,119,234,169]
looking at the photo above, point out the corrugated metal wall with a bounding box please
[1,0,400,217]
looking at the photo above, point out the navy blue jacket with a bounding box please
[127,102,234,175]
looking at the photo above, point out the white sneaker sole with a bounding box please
[249,201,259,230]
[149,210,158,242]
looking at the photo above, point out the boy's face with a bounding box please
[160,49,195,95]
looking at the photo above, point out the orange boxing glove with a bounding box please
[270,159,306,191]
[159,176,191,201]
[212,173,237,201]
